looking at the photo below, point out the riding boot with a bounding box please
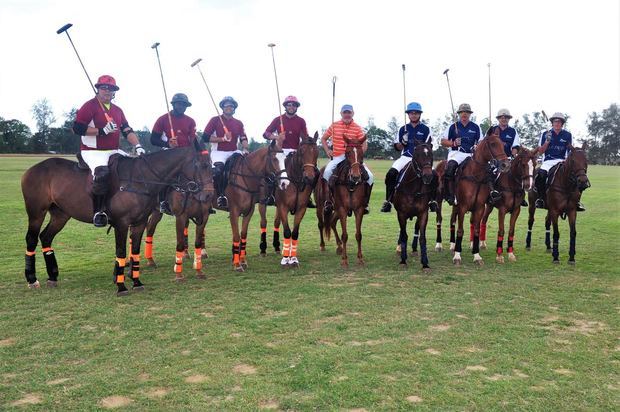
[444,161,458,206]
[213,169,228,210]
[521,199,529,207]
[324,177,335,213]
[307,196,316,208]
[577,202,586,212]
[364,183,372,215]
[381,168,398,213]
[534,171,547,209]
[428,173,439,212]
[487,182,501,205]
[158,187,173,215]
[92,166,110,227]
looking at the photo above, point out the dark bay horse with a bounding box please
[222,140,284,271]
[392,143,435,270]
[451,127,510,265]
[21,144,212,295]
[478,147,537,263]
[315,136,371,267]
[258,133,319,267]
[525,145,590,263]
[140,163,215,281]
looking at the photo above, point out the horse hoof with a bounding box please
[201,250,208,258]
[132,285,145,292]
[274,248,281,253]
[396,245,402,254]
[496,256,505,264]
[525,247,531,251]
[411,251,419,257]
[241,262,248,269]
[546,248,552,254]
[357,259,365,266]
[116,290,129,297]
[474,257,484,266]
[28,280,40,289]
[399,262,407,268]
[175,275,186,283]
[480,243,487,250]
[183,251,191,260]
[341,261,349,268]
[320,246,326,252]
[508,253,517,262]
[234,266,245,273]
[453,259,462,266]
[552,260,560,265]
[196,272,206,280]
[146,258,157,267]
[568,260,576,265]
[422,266,431,274]
[259,252,266,257]
[435,244,443,252]
[46,280,58,288]
[336,247,343,256]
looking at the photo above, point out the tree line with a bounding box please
[1,99,618,165]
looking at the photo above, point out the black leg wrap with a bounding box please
[43,249,59,281]
[25,254,37,284]
[273,231,280,251]
[260,232,267,254]
[455,235,463,253]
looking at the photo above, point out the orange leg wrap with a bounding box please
[282,238,291,257]
[145,236,153,259]
[193,248,202,270]
[174,251,184,273]
[291,239,298,257]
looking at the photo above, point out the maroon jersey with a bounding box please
[75,97,129,151]
[152,112,197,147]
[202,115,246,151]
[263,115,308,150]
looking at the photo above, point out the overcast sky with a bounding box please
[1,0,618,142]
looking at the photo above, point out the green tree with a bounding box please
[0,117,32,153]
[46,108,79,153]
[30,98,57,153]
[585,103,620,165]
[364,118,392,159]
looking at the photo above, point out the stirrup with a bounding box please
[535,198,545,209]
[577,202,586,212]
[324,200,333,213]
[428,200,438,212]
[520,199,528,207]
[307,198,316,209]
[93,211,108,228]
[217,196,228,209]
[380,201,392,213]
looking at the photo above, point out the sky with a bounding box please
[0,0,618,143]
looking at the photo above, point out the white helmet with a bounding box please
[496,108,512,119]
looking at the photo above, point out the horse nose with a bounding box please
[499,160,510,173]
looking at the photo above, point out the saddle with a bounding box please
[546,162,563,186]
[333,159,369,186]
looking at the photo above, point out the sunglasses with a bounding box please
[285,104,296,108]
[98,85,116,91]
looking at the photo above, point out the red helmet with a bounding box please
[95,75,119,91]
[283,95,300,107]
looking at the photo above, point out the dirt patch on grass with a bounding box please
[233,364,257,375]
[0,338,16,347]
[145,387,170,398]
[513,369,529,378]
[430,324,451,332]
[201,312,216,318]
[317,339,337,347]
[553,368,575,375]
[48,378,71,385]
[185,374,209,383]
[137,373,150,382]
[567,320,606,335]
[99,396,133,409]
[486,374,508,381]
[465,365,488,372]
[425,348,441,355]
[259,399,279,410]
[368,283,384,287]
[10,394,42,406]
[406,395,423,403]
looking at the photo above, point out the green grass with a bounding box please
[0,157,618,410]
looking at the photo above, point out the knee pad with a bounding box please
[92,166,110,195]
[385,168,399,183]
[446,160,458,177]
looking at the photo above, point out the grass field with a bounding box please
[0,157,619,410]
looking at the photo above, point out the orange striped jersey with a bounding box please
[322,120,365,157]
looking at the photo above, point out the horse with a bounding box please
[450,127,510,265]
[221,139,284,271]
[406,159,446,256]
[21,143,212,295]
[392,143,435,270]
[315,136,371,267]
[140,165,215,281]
[258,132,320,267]
[477,147,537,263]
[525,145,590,263]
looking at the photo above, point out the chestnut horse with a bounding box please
[258,133,319,267]
[450,127,510,265]
[315,136,371,267]
[525,145,590,263]
[222,140,284,271]
[478,147,537,263]
[392,143,435,270]
[140,163,215,281]
[21,144,212,295]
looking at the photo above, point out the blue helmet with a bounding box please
[219,96,238,109]
[405,102,423,113]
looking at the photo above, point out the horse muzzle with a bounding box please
[498,159,511,173]
[577,177,591,192]
[422,172,434,185]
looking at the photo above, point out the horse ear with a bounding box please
[312,131,319,143]
[581,141,588,151]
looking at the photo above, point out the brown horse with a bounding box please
[525,145,590,263]
[21,144,212,295]
[392,143,435,270]
[140,164,215,281]
[258,133,319,267]
[451,127,510,265]
[478,147,537,263]
[315,136,371,267]
[222,140,284,271]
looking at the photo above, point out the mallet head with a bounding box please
[402,64,406,70]
[267,43,276,48]
[190,58,202,67]
[541,110,549,122]
[56,23,73,34]
[151,42,160,49]
[443,68,450,75]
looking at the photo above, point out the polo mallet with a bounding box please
[542,110,552,141]
[267,43,284,133]
[151,42,175,143]
[331,76,337,130]
[402,64,407,126]
[487,63,492,131]
[190,58,229,137]
[56,23,112,122]
[443,68,458,133]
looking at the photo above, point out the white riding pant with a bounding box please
[447,150,472,165]
[81,150,121,176]
[391,155,412,172]
[211,149,241,165]
[540,159,563,172]
[323,154,374,185]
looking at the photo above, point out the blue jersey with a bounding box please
[539,129,572,161]
[499,126,520,157]
[397,123,431,157]
[442,121,483,153]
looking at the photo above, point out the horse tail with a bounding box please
[323,207,333,241]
